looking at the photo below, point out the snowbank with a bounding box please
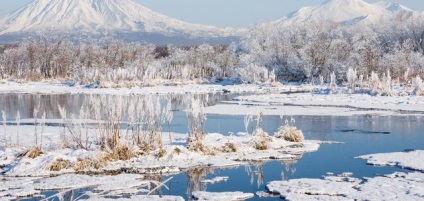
[192,191,254,200]
[357,150,424,171]
[0,173,184,200]
[206,93,424,116]
[0,81,286,95]
[266,172,424,200]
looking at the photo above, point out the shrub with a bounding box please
[155,148,167,159]
[26,147,43,159]
[219,142,238,153]
[250,128,272,150]
[173,147,181,155]
[74,157,106,171]
[104,142,135,161]
[275,119,304,142]
[412,75,424,96]
[49,158,72,171]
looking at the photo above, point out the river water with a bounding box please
[2,93,423,201]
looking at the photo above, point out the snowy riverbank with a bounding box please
[1,81,424,116]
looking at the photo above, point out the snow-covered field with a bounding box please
[1,82,424,200]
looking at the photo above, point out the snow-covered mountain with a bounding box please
[0,0,239,44]
[274,0,416,26]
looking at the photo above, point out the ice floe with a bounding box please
[357,150,424,171]
[192,191,254,200]
[266,172,424,200]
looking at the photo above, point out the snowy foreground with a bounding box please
[1,82,424,200]
[0,123,321,200]
[266,150,424,200]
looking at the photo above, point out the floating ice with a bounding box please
[192,191,254,200]
[357,150,424,171]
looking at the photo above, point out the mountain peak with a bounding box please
[276,0,416,26]
[0,0,237,43]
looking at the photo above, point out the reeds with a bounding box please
[275,118,304,142]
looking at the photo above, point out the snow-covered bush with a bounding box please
[250,113,272,150]
[369,71,380,93]
[412,75,424,96]
[329,72,337,90]
[250,128,272,150]
[275,121,304,143]
[346,68,357,91]
[186,96,207,152]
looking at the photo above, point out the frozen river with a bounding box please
[1,93,423,200]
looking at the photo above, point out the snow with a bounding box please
[267,176,360,198]
[191,191,254,200]
[83,195,185,201]
[200,176,229,184]
[0,121,321,177]
[0,81,269,95]
[274,0,417,26]
[357,150,424,171]
[266,172,424,200]
[2,82,424,117]
[206,92,424,116]
[0,173,184,200]
[1,83,424,199]
[0,0,237,38]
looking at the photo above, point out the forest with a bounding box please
[0,14,423,89]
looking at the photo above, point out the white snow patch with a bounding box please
[357,150,424,171]
[266,172,424,200]
[206,93,424,116]
[83,195,185,201]
[200,176,229,184]
[192,191,254,200]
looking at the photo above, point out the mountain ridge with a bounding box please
[275,0,416,26]
[0,0,239,44]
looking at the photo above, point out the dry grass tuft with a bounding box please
[26,147,44,159]
[219,142,238,153]
[173,147,181,155]
[104,143,135,162]
[416,89,424,96]
[155,149,167,159]
[275,125,304,142]
[187,139,205,153]
[74,157,105,171]
[49,158,72,171]
[137,141,152,156]
[251,128,272,150]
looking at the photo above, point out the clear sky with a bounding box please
[0,0,422,28]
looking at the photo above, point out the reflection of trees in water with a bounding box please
[280,158,299,181]
[185,167,214,198]
[245,161,265,188]
[0,93,236,120]
[144,174,164,196]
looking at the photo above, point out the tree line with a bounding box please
[0,14,423,87]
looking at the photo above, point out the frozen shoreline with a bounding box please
[206,93,424,116]
[1,82,423,116]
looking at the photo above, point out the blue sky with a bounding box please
[0,0,422,28]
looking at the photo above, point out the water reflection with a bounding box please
[186,167,214,197]
[0,93,238,120]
